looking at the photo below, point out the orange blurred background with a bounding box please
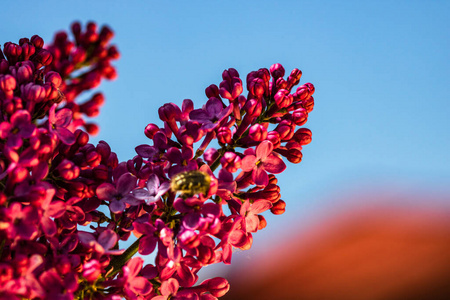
[218,190,450,300]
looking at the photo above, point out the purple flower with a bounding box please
[241,140,286,186]
[48,104,75,145]
[132,174,171,204]
[189,97,232,132]
[96,173,140,213]
[78,229,124,256]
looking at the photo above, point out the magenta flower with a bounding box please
[48,104,75,145]
[96,172,140,213]
[152,278,179,300]
[0,110,36,149]
[0,202,39,241]
[133,219,174,258]
[119,257,153,298]
[241,140,286,186]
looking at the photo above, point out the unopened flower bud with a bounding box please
[295,82,315,101]
[291,107,308,126]
[21,43,35,61]
[203,277,230,297]
[285,141,303,164]
[270,63,285,79]
[0,75,17,97]
[248,77,265,98]
[107,45,120,60]
[302,96,314,113]
[144,123,159,139]
[33,49,53,68]
[217,126,232,144]
[158,103,181,122]
[30,35,44,49]
[56,159,80,181]
[0,59,9,74]
[99,25,114,46]
[267,131,281,149]
[85,149,101,167]
[75,129,89,147]
[274,89,292,108]
[45,71,62,88]
[205,84,220,98]
[244,99,262,118]
[248,124,267,142]
[271,199,286,215]
[3,42,22,64]
[258,215,267,230]
[275,119,295,141]
[287,68,302,89]
[15,62,34,84]
[220,152,241,173]
[293,128,312,145]
[203,148,219,166]
[21,82,46,102]
[222,68,239,81]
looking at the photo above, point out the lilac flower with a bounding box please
[216,216,249,265]
[0,110,36,149]
[133,219,174,258]
[78,229,124,256]
[96,172,141,213]
[132,174,171,204]
[240,200,272,233]
[118,257,153,298]
[39,269,78,299]
[0,202,39,241]
[189,97,232,132]
[241,140,286,186]
[152,278,179,300]
[48,104,75,145]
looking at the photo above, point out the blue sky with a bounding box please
[2,0,449,272]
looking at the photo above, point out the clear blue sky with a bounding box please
[2,0,449,266]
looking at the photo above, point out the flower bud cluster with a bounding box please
[0,22,315,300]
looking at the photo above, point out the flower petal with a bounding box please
[256,140,273,161]
[252,166,269,186]
[262,153,286,174]
[117,173,137,194]
[240,155,257,172]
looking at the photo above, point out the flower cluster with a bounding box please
[0,22,315,300]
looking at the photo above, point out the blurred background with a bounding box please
[2,1,449,298]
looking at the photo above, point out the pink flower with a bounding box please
[119,257,153,298]
[241,140,286,186]
[240,200,272,233]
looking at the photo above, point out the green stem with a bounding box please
[105,237,142,277]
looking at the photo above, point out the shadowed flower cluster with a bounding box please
[0,23,315,299]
